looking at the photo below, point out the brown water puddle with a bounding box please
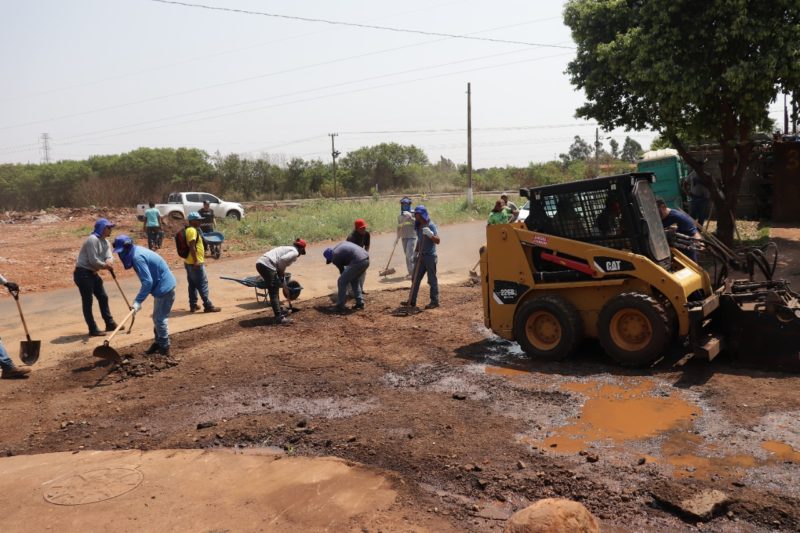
[661,431,757,480]
[539,380,697,453]
[762,441,800,462]
[484,366,529,378]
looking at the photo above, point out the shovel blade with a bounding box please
[20,340,41,366]
[379,268,396,277]
[93,344,121,362]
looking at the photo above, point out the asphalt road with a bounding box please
[0,220,486,369]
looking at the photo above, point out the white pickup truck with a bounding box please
[136,192,245,221]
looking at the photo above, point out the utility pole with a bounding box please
[40,133,51,164]
[784,93,789,135]
[329,133,340,200]
[466,82,473,206]
[595,127,600,176]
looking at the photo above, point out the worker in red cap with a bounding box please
[255,238,307,325]
[346,218,371,297]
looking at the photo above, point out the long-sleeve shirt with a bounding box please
[661,208,698,237]
[416,222,439,256]
[331,241,369,271]
[257,246,300,273]
[76,234,112,271]
[346,230,371,251]
[0,273,7,285]
[397,212,416,239]
[130,247,177,304]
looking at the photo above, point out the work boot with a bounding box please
[204,306,221,313]
[145,342,160,355]
[276,315,292,325]
[1,366,31,379]
[425,302,440,309]
[334,304,347,314]
[158,345,170,356]
[88,330,106,337]
[189,304,200,313]
[400,300,417,308]
[353,301,365,310]
[105,321,118,332]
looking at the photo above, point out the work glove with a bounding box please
[132,301,142,314]
[422,227,434,239]
[4,281,19,293]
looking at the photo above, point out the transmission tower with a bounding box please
[40,133,51,163]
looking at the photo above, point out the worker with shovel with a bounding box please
[397,197,417,279]
[323,241,369,313]
[112,235,177,356]
[74,218,118,337]
[402,205,440,309]
[255,238,307,325]
[346,219,370,296]
[0,274,31,379]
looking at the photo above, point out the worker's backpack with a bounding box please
[175,227,208,258]
[175,228,191,258]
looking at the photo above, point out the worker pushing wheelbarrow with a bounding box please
[222,238,307,325]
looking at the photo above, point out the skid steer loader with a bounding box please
[479,173,800,370]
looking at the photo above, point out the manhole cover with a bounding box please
[43,467,143,505]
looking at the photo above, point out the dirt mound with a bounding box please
[505,498,600,533]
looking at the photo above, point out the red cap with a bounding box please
[354,219,367,229]
[294,238,307,254]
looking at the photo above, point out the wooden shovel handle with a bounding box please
[11,291,33,341]
[106,308,136,344]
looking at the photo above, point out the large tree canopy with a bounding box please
[564,0,800,244]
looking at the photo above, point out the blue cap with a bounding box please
[323,247,334,264]
[112,234,133,254]
[400,196,412,204]
[414,204,430,223]
[187,211,202,221]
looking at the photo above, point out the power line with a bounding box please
[148,0,574,49]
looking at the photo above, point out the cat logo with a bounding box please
[605,260,622,271]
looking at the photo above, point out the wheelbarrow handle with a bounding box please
[8,288,33,342]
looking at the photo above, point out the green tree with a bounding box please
[564,0,800,244]
[620,137,643,163]
[340,143,429,193]
[609,138,619,159]
[559,135,593,165]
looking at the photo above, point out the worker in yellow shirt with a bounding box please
[185,212,221,313]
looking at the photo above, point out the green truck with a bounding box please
[636,150,687,209]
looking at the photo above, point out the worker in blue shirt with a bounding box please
[402,205,441,309]
[657,198,701,262]
[112,235,177,356]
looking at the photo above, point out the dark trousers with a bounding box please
[73,267,113,333]
[146,227,163,249]
[256,263,282,317]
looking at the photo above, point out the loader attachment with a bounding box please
[688,280,800,372]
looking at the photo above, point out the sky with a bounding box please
[0,0,666,168]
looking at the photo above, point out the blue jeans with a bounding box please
[73,267,113,333]
[337,259,369,307]
[0,338,14,369]
[153,289,175,348]
[402,237,416,276]
[690,196,710,226]
[146,227,163,250]
[185,263,214,309]
[409,254,438,306]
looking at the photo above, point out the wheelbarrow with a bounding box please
[203,231,224,259]
[221,273,303,312]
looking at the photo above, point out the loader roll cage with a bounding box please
[520,173,671,270]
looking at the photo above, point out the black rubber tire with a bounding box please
[513,296,582,361]
[226,210,241,220]
[597,292,672,367]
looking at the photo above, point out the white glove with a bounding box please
[422,227,434,239]
[132,301,142,314]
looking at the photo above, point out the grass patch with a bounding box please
[217,196,502,252]
[703,219,772,247]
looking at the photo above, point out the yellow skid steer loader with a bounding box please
[479,173,800,370]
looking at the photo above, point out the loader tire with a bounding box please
[514,296,582,361]
[597,293,672,367]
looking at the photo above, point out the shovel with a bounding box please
[109,269,135,334]
[8,287,41,366]
[469,260,480,280]
[93,308,136,362]
[379,238,399,277]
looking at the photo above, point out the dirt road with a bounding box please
[0,220,485,369]
[1,284,798,532]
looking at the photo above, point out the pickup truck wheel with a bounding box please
[169,211,184,220]
[513,296,582,361]
[226,210,241,220]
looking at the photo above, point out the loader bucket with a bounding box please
[715,281,800,372]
